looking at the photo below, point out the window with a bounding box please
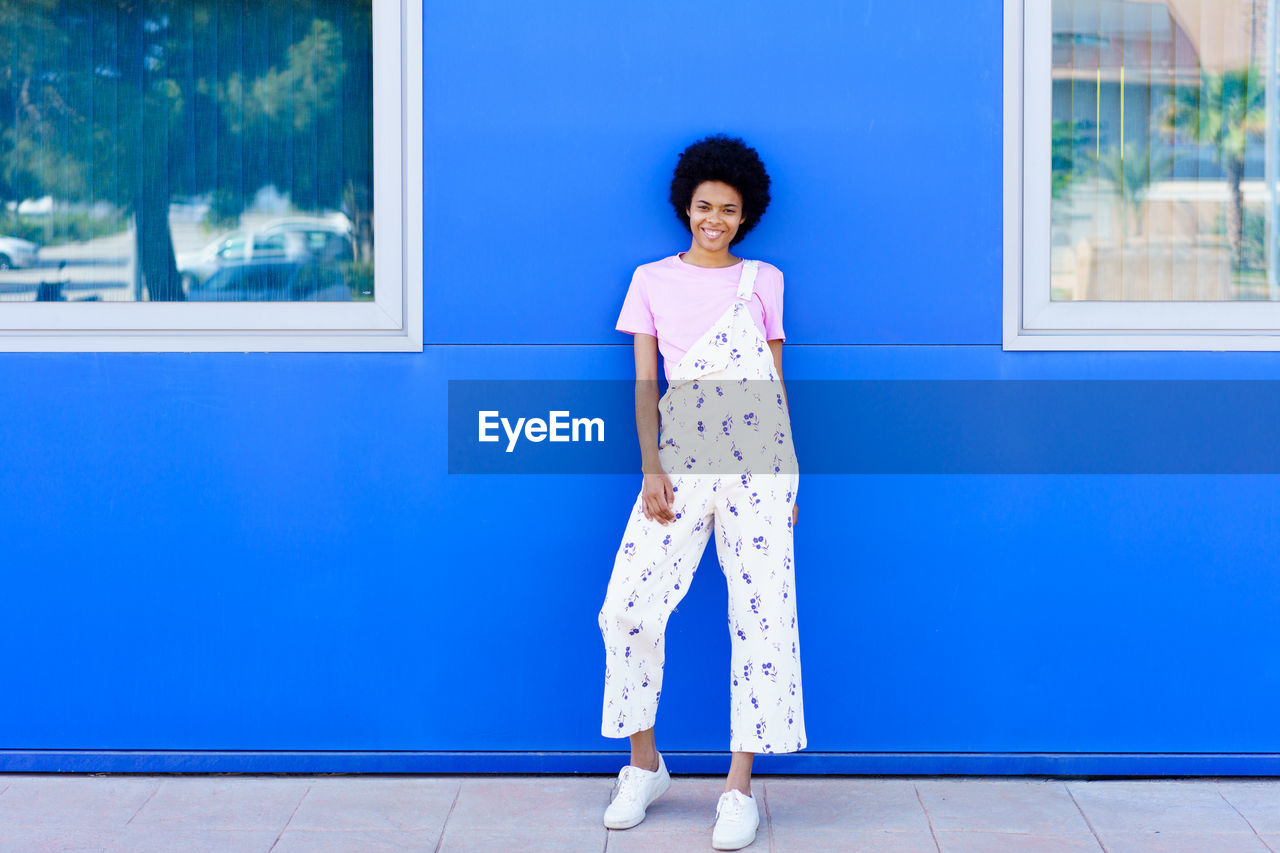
[0,0,421,351]
[1006,0,1280,349]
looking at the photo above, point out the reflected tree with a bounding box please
[1163,67,1266,270]
[113,0,186,300]
[0,0,88,226]
[208,4,372,253]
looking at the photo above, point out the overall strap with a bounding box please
[735,259,760,302]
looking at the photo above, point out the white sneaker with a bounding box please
[712,789,759,850]
[603,753,671,830]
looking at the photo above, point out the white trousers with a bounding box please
[598,463,806,754]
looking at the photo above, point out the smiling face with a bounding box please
[686,181,745,256]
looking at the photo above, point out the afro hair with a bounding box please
[669,134,772,246]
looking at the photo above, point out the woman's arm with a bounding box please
[634,334,675,524]
[634,334,662,473]
[769,339,787,406]
[768,339,799,528]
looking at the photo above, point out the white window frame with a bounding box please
[0,0,422,353]
[1004,0,1280,350]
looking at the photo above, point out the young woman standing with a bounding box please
[597,135,805,851]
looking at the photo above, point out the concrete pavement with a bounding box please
[1,773,1278,852]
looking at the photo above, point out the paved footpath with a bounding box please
[1,774,1279,852]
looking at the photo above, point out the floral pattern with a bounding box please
[599,260,806,755]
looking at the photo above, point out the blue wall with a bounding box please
[4,0,1280,775]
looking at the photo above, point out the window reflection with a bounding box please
[1051,0,1275,301]
[0,1,373,303]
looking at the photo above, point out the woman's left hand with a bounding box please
[792,502,799,528]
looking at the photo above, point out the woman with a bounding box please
[597,134,805,851]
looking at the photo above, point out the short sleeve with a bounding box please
[760,266,786,341]
[616,269,657,337]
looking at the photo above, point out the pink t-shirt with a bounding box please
[616,253,785,380]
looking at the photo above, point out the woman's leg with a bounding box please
[725,751,754,795]
[629,727,659,771]
[713,471,807,757]
[599,475,716,742]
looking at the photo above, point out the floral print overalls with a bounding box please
[599,259,806,754]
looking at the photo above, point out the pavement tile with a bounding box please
[771,828,941,852]
[1216,781,1280,835]
[3,773,1280,853]
[1097,832,1272,853]
[0,826,119,853]
[0,775,158,829]
[436,828,606,852]
[445,777,611,831]
[0,826,278,853]
[762,777,933,833]
[287,776,459,832]
[1066,780,1256,835]
[128,776,310,831]
[272,828,442,852]
[915,778,1093,836]
[109,828,279,853]
[935,830,1103,852]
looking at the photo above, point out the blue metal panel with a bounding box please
[5,346,1280,773]
[4,0,1280,774]
[422,0,1003,346]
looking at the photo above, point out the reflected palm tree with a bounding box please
[1163,67,1266,269]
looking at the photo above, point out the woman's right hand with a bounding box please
[641,470,676,525]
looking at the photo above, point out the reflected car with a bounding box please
[0,236,39,270]
[177,231,299,290]
[258,219,354,263]
[177,222,353,291]
[186,260,352,302]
